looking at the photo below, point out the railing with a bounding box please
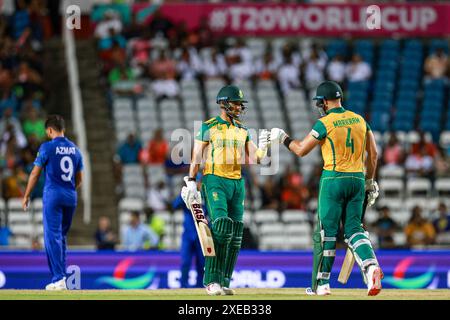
[63,0,92,224]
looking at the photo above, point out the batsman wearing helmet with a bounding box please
[270,81,382,296]
[183,85,269,296]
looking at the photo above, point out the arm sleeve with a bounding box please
[33,144,48,168]
[195,123,210,142]
[310,120,327,140]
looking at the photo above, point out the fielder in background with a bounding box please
[270,81,382,296]
[183,85,269,296]
[22,115,84,290]
[173,174,206,288]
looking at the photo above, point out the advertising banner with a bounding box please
[131,3,450,37]
[0,250,449,290]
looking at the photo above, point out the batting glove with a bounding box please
[270,128,288,144]
[258,129,271,152]
[182,176,200,205]
[365,179,379,207]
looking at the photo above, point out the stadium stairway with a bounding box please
[65,39,118,245]
[43,38,88,245]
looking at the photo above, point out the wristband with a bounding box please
[283,136,293,149]
[188,177,196,182]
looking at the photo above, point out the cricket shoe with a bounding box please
[366,265,383,296]
[205,283,223,296]
[316,283,331,296]
[222,287,235,295]
[45,277,67,291]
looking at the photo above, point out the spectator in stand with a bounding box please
[371,206,400,249]
[142,128,168,164]
[123,211,159,251]
[404,206,436,247]
[148,10,174,39]
[144,207,166,250]
[149,49,179,100]
[176,47,202,81]
[259,178,279,210]
[225,38,253,81]
[116,132,142,164]
[128,29,152,76]
[424,47,448,82]
[146,181,170,212]
[22,105,45,141]
[108,61,135,87]
[405,145,434,178]
[383,132,404,166]
[303,49,326,91]
[15,60,43,99]
[411,131,438,157]
[0,107,27,148]
[254,51,279,81]
[2,165,27,200]
[10,0,31,41]
[281,171,309,210]
[435,146,450,177]
[0,125,22,170]
[94,10,123,42]
[277,52,300,95]
[326,55,346,88]
[95,216,117,250]
[201,47,227,80]
[433,203,450,235]
[345,53,372,82]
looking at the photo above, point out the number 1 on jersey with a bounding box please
[346,128,354,154]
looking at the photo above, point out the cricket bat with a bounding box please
[337,192,369,284]
[187,198,216,257]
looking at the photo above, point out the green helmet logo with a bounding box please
[216,85,248,104]
[313,81,344,101]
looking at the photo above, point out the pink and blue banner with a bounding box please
[129,2,450,37]
[0,250,449,290]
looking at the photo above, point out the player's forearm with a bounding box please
[188,163,200,179]
[24,171,40,198]
[286,140,307,157]
[366,152,378,179]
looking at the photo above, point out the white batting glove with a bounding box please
[182,176,200,205]
[365,179,379,207]
[258,129,270,152]
[270,128,288,144]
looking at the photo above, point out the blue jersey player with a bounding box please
[22,115,83,290]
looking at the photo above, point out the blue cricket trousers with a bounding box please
[43,195,76,283]
[180,232,205,288]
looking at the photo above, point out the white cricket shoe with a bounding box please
[205,283,223,296]
[316,283,331,296]
[45,277,67,291]
[222,287,235,295]
[366,265,383,296]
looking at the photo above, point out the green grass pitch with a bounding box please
[0,288,449,300]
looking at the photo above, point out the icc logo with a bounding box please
[66,5,81,30]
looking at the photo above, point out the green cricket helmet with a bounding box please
[216,85,248,119]
[312,81,343,116]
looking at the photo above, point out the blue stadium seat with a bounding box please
[429,39,449,54]
[371,100,391,112]
[424,79,446,91]
[374,81,395,93]
[347,81,369,92]
[370,112,390,132]
[398,79,419,91]
[392,120,414,132]
[381,39,400,50]
[396,90,417,101]
[395,100,416,111]
[373,91,393,103]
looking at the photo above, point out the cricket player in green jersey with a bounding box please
[183,85,269,296]
[270,81,383,296]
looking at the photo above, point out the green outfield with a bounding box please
[0,288,449,300]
